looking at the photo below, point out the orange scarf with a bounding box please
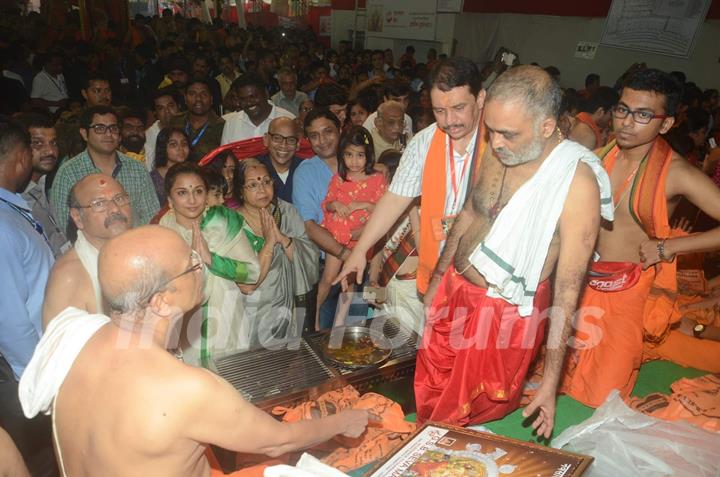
[417,125,486,294]
[600,137,680,342]
[575,112,603,148]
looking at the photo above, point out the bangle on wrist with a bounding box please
[657,239,673,261]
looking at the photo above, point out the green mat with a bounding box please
[349,360,705,476]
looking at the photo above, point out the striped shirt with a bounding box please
[389,123,479,217]
[50,149,160,234]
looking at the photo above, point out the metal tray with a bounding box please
[321,326,393,369]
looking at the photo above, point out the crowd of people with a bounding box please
[1,5,720,476]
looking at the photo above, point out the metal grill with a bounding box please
[214,340,337,402]
[214,316,419,409]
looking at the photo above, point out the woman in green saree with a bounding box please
[159,162,275,366]
[232,159,320,350]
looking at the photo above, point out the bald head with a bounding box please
[69,174,131,243]
[99,226,201,315]
[268,116,298,136]
[265,116,300,167]
[377,100,404,118]
[486,65,562,123]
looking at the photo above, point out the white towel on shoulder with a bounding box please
[18,307,110,418]
[468,140,613,316]
[74,231,104,314]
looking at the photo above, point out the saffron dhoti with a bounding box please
[414,266,551,426]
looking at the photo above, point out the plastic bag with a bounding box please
[552,391,720,477]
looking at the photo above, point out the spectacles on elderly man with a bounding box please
[140,250,205,305]
[73,193,130,213]
[163,249,205,286]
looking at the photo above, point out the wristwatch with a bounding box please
[693,323,706,338]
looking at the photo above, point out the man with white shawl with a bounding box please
[416,66,614,438]
[42,174,131,327]
[19,226,369,476]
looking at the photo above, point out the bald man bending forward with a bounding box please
[20,226,369,476]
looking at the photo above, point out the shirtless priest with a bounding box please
[417,66,613,437]
[42,174,131,327]
[20,226,369,476]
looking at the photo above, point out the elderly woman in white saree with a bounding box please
[231,159,320,350]
[159,162,275,366]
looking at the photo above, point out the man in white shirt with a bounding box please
[221,73,294,145]
[144,87,180,171]
[363,79,413,136]
[30,52,68,114]
[271,68,309,116]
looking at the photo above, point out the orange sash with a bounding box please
[600,137,679,342]
[575,112,603,148]
[417,125,486,294]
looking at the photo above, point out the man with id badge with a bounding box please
[0,120,57,476]
[336,57,487,297]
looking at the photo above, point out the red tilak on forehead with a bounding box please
[99,179,107,186]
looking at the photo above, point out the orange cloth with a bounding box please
[644,329,720,372]
[417,125,486,294]
[415,266,551,425]
[562,137,679,407]
[268,386,415,473]
[562,268,656,407]
[627,374,720,433]
[575,112,603,148]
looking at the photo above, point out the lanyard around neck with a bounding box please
[186,120,210,147]
[0,197,50,245]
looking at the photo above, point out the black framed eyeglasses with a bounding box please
[268,132,299,146]
[611,105,669,125]
[87,123,120,135]
[73,193,130,213]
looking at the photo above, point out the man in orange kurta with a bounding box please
[562,69,720,408]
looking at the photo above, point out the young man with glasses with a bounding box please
[258,117,303,203]
[50,105,160,235]
[43,174,132,327]
[562,68,720,408]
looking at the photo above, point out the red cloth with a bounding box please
[321,173,387,245]
[198,137,315,167]
[415,266,551,426]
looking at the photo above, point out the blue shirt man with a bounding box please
[292,155,334,224]
[0,187,54,379]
